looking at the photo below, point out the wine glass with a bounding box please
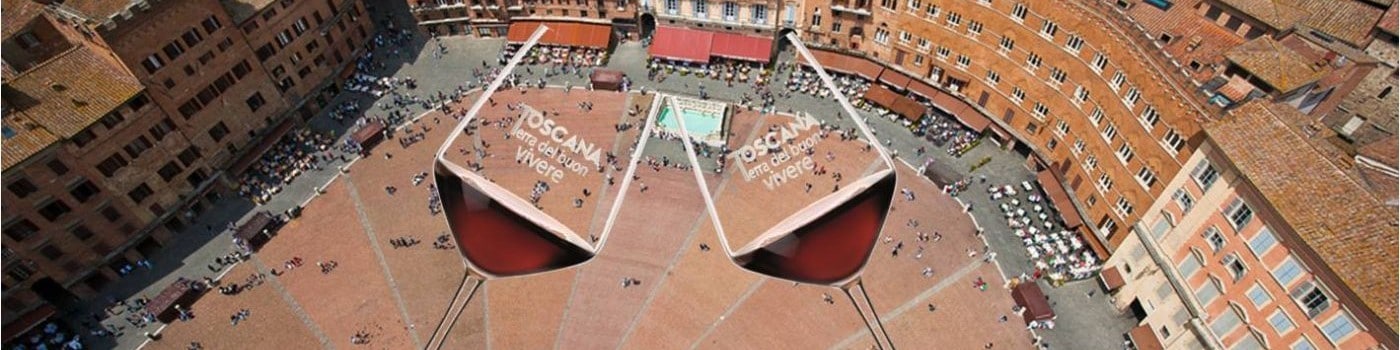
[663,33,901,349]
[423,24,604,349]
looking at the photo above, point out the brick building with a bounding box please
[1103,101,1397,349]
[408,0,639,38]
[796,0,1214,254]
[643,0,781,35]
[783,0,1398,347]
[1,0,372,337]
[1120,0,1397,154]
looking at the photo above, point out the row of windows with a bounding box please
[663,0,768,23]
[176,60,256,119]
[140,16,223,74]
[1169,160,1358,345]
[896,1,1191,185]
[2,200,125,243]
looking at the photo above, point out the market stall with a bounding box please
[234,211,280,250]
[349,121,386,154]
[796,49,884,80]
[710,32,773,63]
[146,278,201,323]
[590,69,626,91]
[505,21,612,66]
[1011,281,1055,323]
[649,26,713,63]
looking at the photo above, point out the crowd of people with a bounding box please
[328,101,363,124]
[237,128,336,205]
[647,58,771,86]
[9,323,83,350]
[988,181,1100,284]
[504,45,608,67]
[784,65,871,103]
[914,108,981,157]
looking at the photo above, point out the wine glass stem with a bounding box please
[427,274,485,349]
[844,282,896,350]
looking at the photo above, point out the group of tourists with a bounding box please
[237,129,336,205]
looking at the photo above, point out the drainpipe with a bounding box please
[1130,223,1223,350]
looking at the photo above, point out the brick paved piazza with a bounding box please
[143,87,1035,349]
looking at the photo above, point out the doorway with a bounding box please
[31,278,79,311]
[640,13,657,39]
[1128,298,1149,322]
[136,237,162,258]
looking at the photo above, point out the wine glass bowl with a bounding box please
[434,161,595,279]
[429,24,600,281]
[732,171,895,286]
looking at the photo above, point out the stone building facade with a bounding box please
[1,0,373,332]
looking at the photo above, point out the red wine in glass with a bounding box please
[735,174,895,285]
[435,162,594,277]
[425,25,601,349]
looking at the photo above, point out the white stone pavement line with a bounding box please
[828,260,985,350]
[591,91,661,260]
[688,279,767,350]
[894,158,1033,343]
[249,257,338,349]
[134,260,248,350]
[551,93,644,350]
[342,179,424,349]
[582,92,639,237]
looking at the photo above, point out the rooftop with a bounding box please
[1224,36,1328,92]
[1125,0,1246,83]
[1214,0,1309,32]
[1212,0,1385,46]
[1,0,46,38]
[1381,2,1400,36]
[1358,137,1399,169]
[220,0,279,24]
[59,0,142,21]
[1,45,143,170]
[1204,101,1399,332]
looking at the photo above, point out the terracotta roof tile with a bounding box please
[1292,0,1387,46]
[1357,166,1399,206]
[1381,3,1400,36]
[1358,137,1399,168]
[2,0,46,38]
[1217,75,1255,101]
[1204,101,1399,332]
[1213,0,1310,30]
[1224,36,1328,92]
[1126,0,1247,82]
[0,120,59,170]
[220,0,279,23]
[2,45,142,170]
[1213,0,1384,46]
[60,0,140,21]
